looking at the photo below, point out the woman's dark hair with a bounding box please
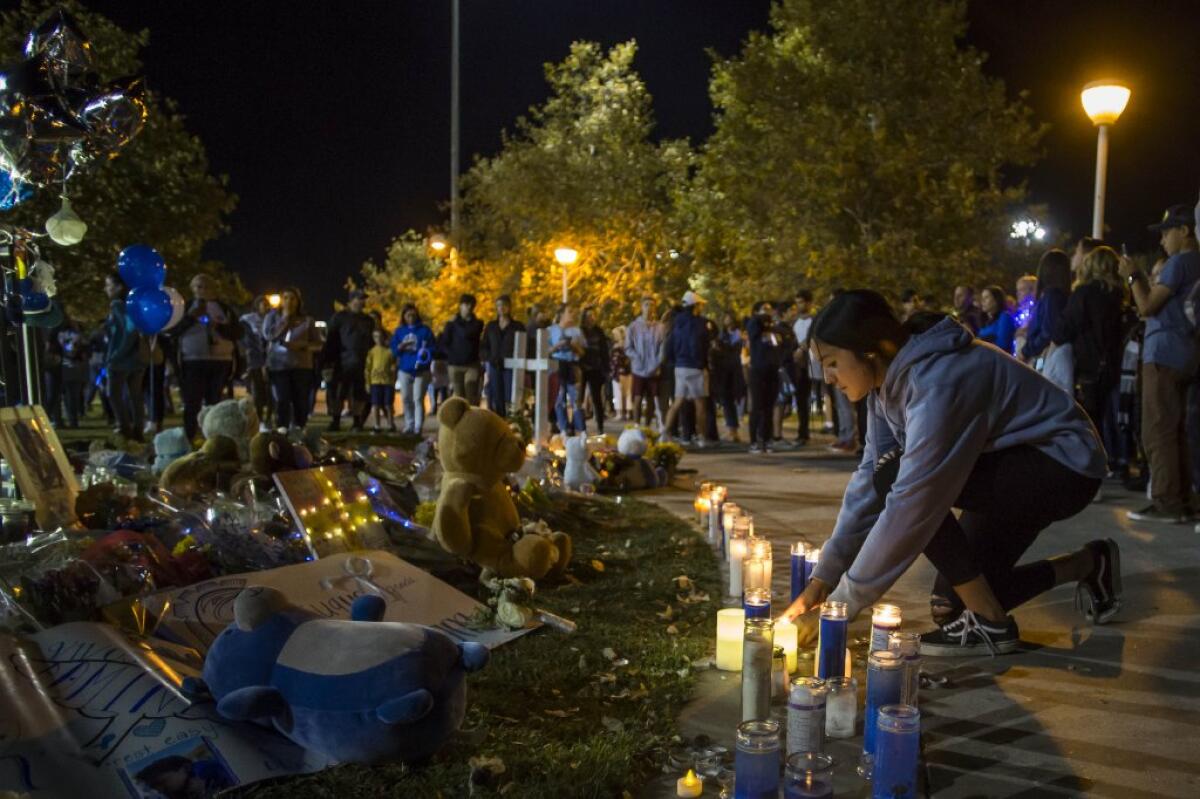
[281,286,305,315]
[981,285,1007,321]
[1036,249,1072,296]
[809,289,908,360]
[401,303,421,323]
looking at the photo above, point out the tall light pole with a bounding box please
[450,0,461,246]
[1081,80,1131,239]
[555,246,578,303]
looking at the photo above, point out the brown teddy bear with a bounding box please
[432,397,571,580]
[159,434,243,500]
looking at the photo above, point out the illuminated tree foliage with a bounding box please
[0,0,240,321]
[688,0,1046,305]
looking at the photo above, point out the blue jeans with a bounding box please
[486,363,513,418]
[556,378,584,433]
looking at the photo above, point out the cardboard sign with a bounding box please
[0,405,77,529]
[272,465,390,558]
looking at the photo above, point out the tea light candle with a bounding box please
[869,604,902,654]
[790,542,809,602]
[728,537,748,597]
[676,768,703,798]
[716,608,746,671]
[744,588,771,619]
[775,618,799,673]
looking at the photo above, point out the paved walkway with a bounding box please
[639,443,1200,798]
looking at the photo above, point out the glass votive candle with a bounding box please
[869,604,902,653]
[695,481,715,524]
[816,601,848,679]
[786,677,827,756]
[888,631,922,706]
[742,557,768,595]
[825,676,858,739]
[860,650,905,777]
[730,516,751,564]
[784,751,834,799]
[790,542,809,603]
[741,618,774,723]
[734,719,781,799]
[722,501,742,543]
[871,705,920,799]
[728,537,749,598]
[772,646,789,702]
[744,588,771,619]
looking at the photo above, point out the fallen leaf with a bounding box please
[666,624,679,635]
[591,559,606,572]
[602,647,617,661]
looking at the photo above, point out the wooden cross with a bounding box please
[504,328,552,453]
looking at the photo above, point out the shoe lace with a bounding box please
[945,609,999,656]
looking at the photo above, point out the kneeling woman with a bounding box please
[781,291,1119,655]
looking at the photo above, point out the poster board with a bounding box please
[272,465,390,559]
[0,405,77,529]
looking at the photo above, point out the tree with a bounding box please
[455,40,692,322]
[689,0,1046,307]
[0,0,239,320]
[356,230,453,331]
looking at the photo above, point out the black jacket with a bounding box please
[322,309,376,370]
[439,314,484,366]
[480,318,526,367]
[746,314,782,371]
[580,324,611,375]
[1054,281,1124,385]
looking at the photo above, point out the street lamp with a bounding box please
[1081,80,1131,238]
[428,233,449,255]
[555,246,578,303]
[267,293,281,309]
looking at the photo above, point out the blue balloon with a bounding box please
[0,172,32,210]
[126,287,172,334]
[117,244,165,290]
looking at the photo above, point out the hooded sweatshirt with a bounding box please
[817,317,1106,619]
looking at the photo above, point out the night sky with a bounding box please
[77,0,1200,314]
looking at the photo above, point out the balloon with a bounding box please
[77,76,147,150]
[163,286,186,330]
[23,8,94,93]
[126,287,173,334]
[118,244,166,290]
[0,171,31,210]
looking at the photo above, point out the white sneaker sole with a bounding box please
[920,637,1020,657]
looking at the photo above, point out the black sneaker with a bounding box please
[919,610,1020,657]
[1076,538,1122,625]
[1127,504,1189,524]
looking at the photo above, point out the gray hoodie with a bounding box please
[818,317,1106,618]
[625,316,664,377]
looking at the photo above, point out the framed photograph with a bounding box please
[118,735,238,798]
[0,405,77,529]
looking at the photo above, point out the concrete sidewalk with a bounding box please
[640,443,1200,798]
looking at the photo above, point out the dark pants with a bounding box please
[247,365,272,426]
[875,445,1099,616]
[63,378,85,427]
[145,361,166,428]
[108,367,145,440]
[631,374,660,426]
[87,363,113,423]
[582,369,607,433]
[1142,362,1191,513]
[181,359,232,440]
[330,367,368,427]
[271,368,315,429]
[748,367,779,445]
[43,368,63,425]
[485,363,512,418]
[711,364,741,430]
[794,369,811,441]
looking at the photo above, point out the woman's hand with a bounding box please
[778,578,832,623]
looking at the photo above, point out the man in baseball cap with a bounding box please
[1119,203,1200,523]
[663,289,712,447]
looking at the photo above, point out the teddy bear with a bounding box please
[562,433,598,491]
[432,397,572,580]
[159,434,243,500]
[248,431,313,476]
[152,427,191,474]
[198,396,259,461]
[597,427,666,491]
[184,586,489,764]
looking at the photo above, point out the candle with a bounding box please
[784,752,834,799]
[744,588,771,619]
[869,604,902,654]
[790,542,809,602]
[742,557,767,595]
[734,719,781,799]
[716,608,746,671]
[730,515,751,564]
[815,601,848,679]
[694,481,714,525]
[728,537,748,598]
[749,537,773,588]
[871,705,920,799]
[804,547,819,588]
[888,631,921,706]
[860,650,904,776]
[708,501,723,551]
[772,646,789,702]
[775,619,799,673]
[741,618,774,723]
[676,768,703,798]
[824,676,857,739]
[786,677,827,755]
[722,502,741,553]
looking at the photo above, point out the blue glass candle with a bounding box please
[871,705,920,799]
[804,548,819,590]
[815,601,848,679]
[744,588,772,619]
[734,719,781,799]
[790,542,808,602]
[860,650,905,776]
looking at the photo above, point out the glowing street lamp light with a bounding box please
[267,293,282,309]
[555,246,579,303]
[428,233,449,254]
[1081,80,1131,238]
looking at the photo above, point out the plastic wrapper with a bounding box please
[0,530,120,629]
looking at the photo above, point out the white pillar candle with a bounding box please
[728,537,748,597]
[775,619,799,673]
[716,608,745,671]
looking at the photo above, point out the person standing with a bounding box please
[364,328,398,432]
[241,295,273,430]
[1120,204,1200,523]
[548,303,586,434]
[625,297,664,430]
[898,289,925,323]
[103,272,147,441]
[58,321,89,429]
[439,293,484,405]
[977,286,1017,355]
[711,310,745,442]
[262,288,323,432]
[391,304,435,434]
[792,290,816,446]
[663,292,712,447]
[174,274,239,441]
[86,324,115,425]
[480,295,525,418]
[953,285,984,334]
[579,306,611,434]
[322,289,375,432]
[1055,246,1124,437]
[1020,249,1072,365]
[746,301,782,453]
[609,326,633,421]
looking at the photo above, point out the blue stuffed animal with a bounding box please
[185,586,489,764]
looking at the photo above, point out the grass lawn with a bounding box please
[233,495,721,799]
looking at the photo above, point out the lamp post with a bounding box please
[555,246,578,303]
[1081,80,1131,239]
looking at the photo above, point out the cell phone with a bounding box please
[1121,243,1128,256]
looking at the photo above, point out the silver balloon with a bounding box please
[23,8,95,93]
[78,77,147,150]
